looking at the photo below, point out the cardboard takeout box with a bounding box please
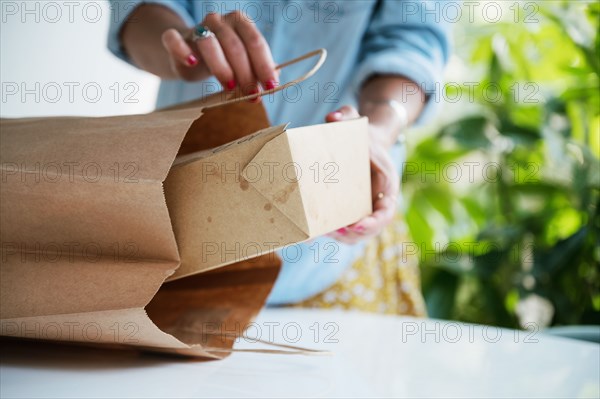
[0,50,371,358]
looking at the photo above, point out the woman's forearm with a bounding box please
[359,75,426,148]
[120,4,189,78]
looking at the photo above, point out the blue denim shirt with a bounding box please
[107,0,450,304]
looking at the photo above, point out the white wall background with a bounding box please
[0,0,160,117]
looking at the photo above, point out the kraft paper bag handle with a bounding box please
[203,48,327,109]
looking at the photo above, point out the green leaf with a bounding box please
[423,270,459,319]
[421,186,455,222]
[473,248,508,279]
[533,227,589,277]
[438,116,492,149]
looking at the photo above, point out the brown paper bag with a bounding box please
[0,50,371,358]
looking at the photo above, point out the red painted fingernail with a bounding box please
[226,80,236,90]
[336,227,348,235]
[249,88,260,103]
[332,111,343,119]
[265,80,277,90]
[353,225,365,233]
[186,54,198,66]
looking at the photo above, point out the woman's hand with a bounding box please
[326,106,399,245]
[161,11,278,95]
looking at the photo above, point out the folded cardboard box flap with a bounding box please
[163,116,371,281]
[243,118,372,238]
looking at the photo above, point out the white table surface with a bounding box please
[1,308,598,398]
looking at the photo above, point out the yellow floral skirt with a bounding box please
[293,214,427,317]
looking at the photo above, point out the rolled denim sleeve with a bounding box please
[353,0,451,124]
[107,0,195,64]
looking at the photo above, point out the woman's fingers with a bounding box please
[327,228,357,244]
[203,11,277,97]
[162,10,276,90]
[193,37,235,89]
[324,106,400,244]
[329,191,397,244]
[338,170,398,243]
[186,14,237,89]
[162,28,214,81]
[350,193,397,234]
[204,12,255,94]
[161,28,197,67]
[166,11,276,92]
[228,11,278,89]
[325,105,360,122]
